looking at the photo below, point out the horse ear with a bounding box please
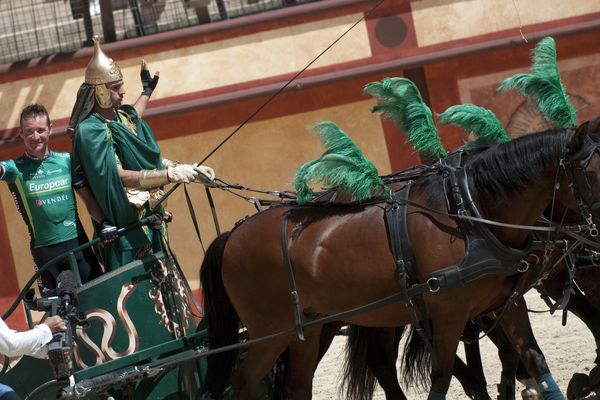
[588,117,600,136]
[567,120,589,155]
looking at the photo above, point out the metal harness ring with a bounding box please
[427,277,441,293]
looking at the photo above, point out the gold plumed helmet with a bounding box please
[85,35,122,108]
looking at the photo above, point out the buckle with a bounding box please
[517,260,529,273]
[427,277,441,293]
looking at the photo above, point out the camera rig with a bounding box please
[23,271,87,381]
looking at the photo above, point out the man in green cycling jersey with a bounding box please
[68,36,215,271]
[0,104,116,293]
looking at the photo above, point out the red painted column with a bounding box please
[0,195,26,329]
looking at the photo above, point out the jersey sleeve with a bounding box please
[0,160,18,183]
[69,154,87,190]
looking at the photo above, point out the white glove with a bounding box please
[167,164,215,184]
[161,158,178,169]
[195,165,215,184]
[167,164,200,184]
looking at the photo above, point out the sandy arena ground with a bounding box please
[312,291,598,399]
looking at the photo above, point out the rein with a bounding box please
[210,178,296,210]
[379,194,600,249]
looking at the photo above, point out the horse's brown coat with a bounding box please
[201,120,600,399]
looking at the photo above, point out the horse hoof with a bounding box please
[521,387,539,400]
[567,373,591,400]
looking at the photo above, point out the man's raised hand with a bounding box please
[140,59,159,97]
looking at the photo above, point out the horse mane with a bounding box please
[466,127,568,202]
[410,127,570,209]
[411,174,447,208]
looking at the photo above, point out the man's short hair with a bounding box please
[20,104,51,128]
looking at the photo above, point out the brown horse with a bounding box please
[323,200,600,400]
[335,194,600,400]
[199,119,600,400]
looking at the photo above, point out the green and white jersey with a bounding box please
[0,151,85,248]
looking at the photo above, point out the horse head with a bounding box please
[561,117,600,221]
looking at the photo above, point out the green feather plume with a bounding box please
[293,121,389,204]
[364,77,446,158]
[438,104,510,146]
[497,36,576,128]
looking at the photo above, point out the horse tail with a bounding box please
[199,231,238,398]
[270,349,289,400]
[341,326,377,400]
[401,326,431,390]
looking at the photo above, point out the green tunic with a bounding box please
[73,105,163,270]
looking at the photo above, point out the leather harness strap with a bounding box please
[184,185,206,253]
[274,144,600,342]
[385,183,433,343]
[281,211,305,341]
[427,160,535,290]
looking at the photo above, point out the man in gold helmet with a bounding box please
[68,36,215,271]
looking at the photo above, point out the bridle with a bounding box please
[558,135,600,238]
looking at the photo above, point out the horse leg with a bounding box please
[494,332,520,400]
[427,317,466,400]
[471,316,520,400]
[566,290,600,363]
[366,327,406,400]
[284,325,324,400]
[317,322,343,365]
[478,316,543,400]
[543,269,600,398]
[464,322,488,387]
[270,323,338,400]
[545,269,600,364]
[498,299,564,400]
[556,285,600,368]
[560,289,600,398]
[452,356,491,400]
[230,334,293,400]
[451,321,491,400]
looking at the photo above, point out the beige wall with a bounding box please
[0,14,370,132]
[2,1,597,131]
[412,0,600,46]
[455,51,600,136]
